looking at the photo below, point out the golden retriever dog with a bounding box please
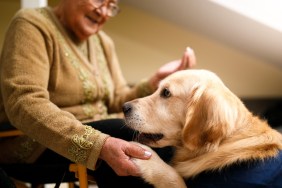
[123,69,282,188]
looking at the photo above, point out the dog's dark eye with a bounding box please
[160,88,171,98]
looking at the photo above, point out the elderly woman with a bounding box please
[0,0,195,187]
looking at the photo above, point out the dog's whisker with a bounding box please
[132,130,138,141]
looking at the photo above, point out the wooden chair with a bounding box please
[0,130,90,188]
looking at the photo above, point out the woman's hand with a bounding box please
[99,137,152,176]
[149,47,196,90]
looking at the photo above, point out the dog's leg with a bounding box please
[131,143,186,188]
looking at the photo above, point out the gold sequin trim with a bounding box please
[93,36,111,100]
[82,102,108,119]
[68,126,95,163]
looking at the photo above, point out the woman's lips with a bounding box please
[86,15,98,24]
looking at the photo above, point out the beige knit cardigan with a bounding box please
[0,7,153,170]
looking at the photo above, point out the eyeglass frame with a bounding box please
[92,0,120,17]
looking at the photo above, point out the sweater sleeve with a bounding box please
[98,31,155,113]
[0,10,108,170]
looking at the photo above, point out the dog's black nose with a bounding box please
[123,102,132,115]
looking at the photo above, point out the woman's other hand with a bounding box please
[149,47,196,90]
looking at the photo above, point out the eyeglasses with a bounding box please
[92,0,120,17]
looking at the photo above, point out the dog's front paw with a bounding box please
[131,147,161,180]
[131,143,186,188]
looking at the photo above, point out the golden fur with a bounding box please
[124,69,282,188]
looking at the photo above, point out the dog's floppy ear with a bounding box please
[182,84,237,152]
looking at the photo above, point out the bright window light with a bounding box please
[21,0,48,8]
[211,0,282,32]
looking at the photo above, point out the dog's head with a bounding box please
[123,69,246,152]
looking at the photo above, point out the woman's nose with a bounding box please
[99,6,108,17]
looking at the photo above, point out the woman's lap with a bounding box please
[36,119,174,188]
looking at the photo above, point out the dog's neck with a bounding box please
[172,116,282,178]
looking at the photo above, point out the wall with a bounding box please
[0,0,20,49]
[1,1,281,98]
[103,3,282,98]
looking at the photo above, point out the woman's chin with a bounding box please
[76,27,99,41]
